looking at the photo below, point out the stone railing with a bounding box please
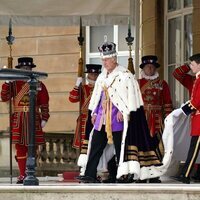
[0,131,79,177]
[36,133,79,176]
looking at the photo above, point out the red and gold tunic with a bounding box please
[1,81,50,145]
[173,65,200,135]
[138,78,173,137]
[173,64,195,96]
[69,84,94,149]
[182,74,200,136]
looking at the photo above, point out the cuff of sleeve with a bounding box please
[74,86,79,90]
[182,101,196,115]
[181,64,191,72]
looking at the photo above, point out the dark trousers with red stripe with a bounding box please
[181,136,200,178]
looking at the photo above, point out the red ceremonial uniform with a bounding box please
[173,64,200,180]
[138,77,173,137]
[184,74,200,136]
[0,56,50,184]
[180,72,200,181]
[69,84,94,149]
[1,80,49,182]
[173,64,200,133]
[1,81,50,144]
[173,64,195,96]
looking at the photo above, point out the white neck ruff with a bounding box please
[140,70,159,80]
[87,77,96,85]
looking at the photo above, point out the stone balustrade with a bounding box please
[0,132,79,177]
[36,133,79,176]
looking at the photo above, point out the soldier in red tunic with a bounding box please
[172,55,200,183]
[172,53,200,184]
[138,55,173,183]
[69,64,101,149]
[1,57,50,184]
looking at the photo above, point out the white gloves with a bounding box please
[41,120,47,128]
[171,108,183,117]
[5,80,12,83]
[75,77,83,87]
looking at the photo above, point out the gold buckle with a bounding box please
[23,106,29,112]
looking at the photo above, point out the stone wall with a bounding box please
[0,25,81,134]
[140,0,164,79]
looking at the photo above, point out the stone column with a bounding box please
[193,0,200,54]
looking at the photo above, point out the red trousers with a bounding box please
[15,144,28,176]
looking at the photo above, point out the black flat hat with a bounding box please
[85,64,102,73]
[140,55,160,69]
[15,57,36,69]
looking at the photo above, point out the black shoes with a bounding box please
[116,178,128,183]
[192,175,200,182]
[135,177,161,183]
[171,175,190,184]
[16,175,26,184]
[116,174,135,183]
[149,177,162,183]
[102,177,116,183]
[135,179,147,183]
[126,174,135,183]
[76,175,162,184]
[110,177,161,183]
[75,175,101,183]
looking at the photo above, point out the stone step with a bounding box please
[0,184,200,200]
[0,176,200,200]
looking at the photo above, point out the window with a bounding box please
[86,25,135,70]
[168,0,181,12]
[168,0,192,11]
[184,0,192,8]
[165,0,193,108]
